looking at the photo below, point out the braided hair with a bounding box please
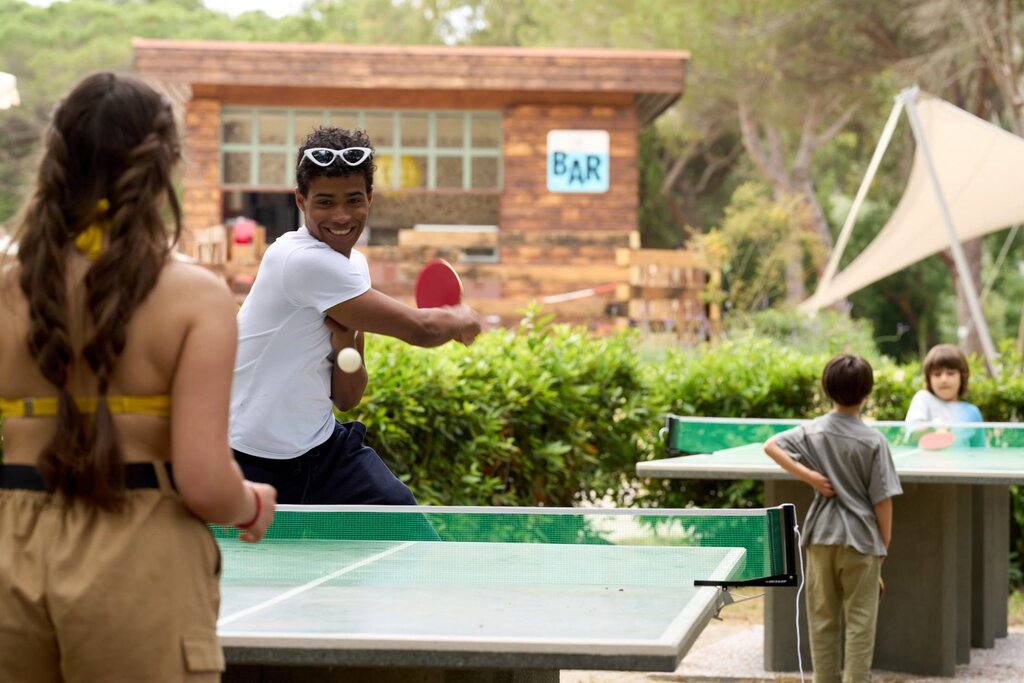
[13,73,182,508]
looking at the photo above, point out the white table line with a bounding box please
[217,541,416,627]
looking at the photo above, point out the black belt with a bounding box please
[0,463,174,491]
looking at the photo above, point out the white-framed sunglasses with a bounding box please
[301,147,372,167]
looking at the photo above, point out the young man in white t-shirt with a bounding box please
[229,127,481,504]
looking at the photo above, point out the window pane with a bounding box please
[258,152,288,186]
[471,116,501,148]
[327,110,359,132]
[364,113,394,146]
[436,114,464,148]
[375,154,425,189]
[294,112,324,145]
[471,157,499,189]
[223,152,251,184]
[222,111,252,144]
[398,155,427,189]
[375,154,396,189]
[400,113,429,147]
[257,111,287,145]
[436,156,463,189]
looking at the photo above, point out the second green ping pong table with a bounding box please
[637,415,1024,677]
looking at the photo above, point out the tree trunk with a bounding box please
[940,238,986,356]
[784,238,806,305]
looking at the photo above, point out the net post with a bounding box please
[693,504,799,588]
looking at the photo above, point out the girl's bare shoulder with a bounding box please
[153,259,237,315]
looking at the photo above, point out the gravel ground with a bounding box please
[561,618,1024,683]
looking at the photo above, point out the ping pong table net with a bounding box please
[660,415,1019,455]
[211,504,798,590]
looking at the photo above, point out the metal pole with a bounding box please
[900,86,999,375]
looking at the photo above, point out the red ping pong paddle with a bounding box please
[919,430,956,450]
[415,259,463,308]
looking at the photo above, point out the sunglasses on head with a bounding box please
[302,147,372,167]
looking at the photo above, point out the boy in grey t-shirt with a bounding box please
[764,354,902,683]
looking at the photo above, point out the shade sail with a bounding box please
[801,93,1024,311]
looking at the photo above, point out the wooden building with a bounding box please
[134,39,707,330]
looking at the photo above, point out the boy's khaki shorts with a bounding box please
[0,470,224,682]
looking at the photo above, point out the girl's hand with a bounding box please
[236,482,277,543]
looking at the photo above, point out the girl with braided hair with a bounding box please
[0,72,276,681]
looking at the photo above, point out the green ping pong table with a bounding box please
[216,504,795,683]
[637,415,1024,677]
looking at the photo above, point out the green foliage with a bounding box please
[644,337,825,421]
[355,312,650,507]
[721,308,879,362]
[703,182,823,311]
[636,127,678,248]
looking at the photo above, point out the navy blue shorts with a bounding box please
[232,421,417,506]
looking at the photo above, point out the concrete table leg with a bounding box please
[764,480,963,677]
[972,485,1010,647]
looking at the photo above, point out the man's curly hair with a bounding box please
[296,127,375,196]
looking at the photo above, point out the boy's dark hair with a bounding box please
[923,343,970,397]
[296,127,375,196]
[821,354,874,408]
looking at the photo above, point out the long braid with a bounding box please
[14,73,181,508]
[80,106,181,502]
[18,122,92,494]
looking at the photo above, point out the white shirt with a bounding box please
[230,227,370,458]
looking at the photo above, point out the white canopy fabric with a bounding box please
[800,92,1024,311]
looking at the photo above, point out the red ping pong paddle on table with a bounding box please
[919,430,956,450]
[415,259,463,308]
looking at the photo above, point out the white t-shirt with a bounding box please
[230,227,371,458]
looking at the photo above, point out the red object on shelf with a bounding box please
[233,219,256,245]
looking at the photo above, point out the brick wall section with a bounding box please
[182,98,222,232]
[501,104,638,235]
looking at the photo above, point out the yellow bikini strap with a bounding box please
[0,395,170,418]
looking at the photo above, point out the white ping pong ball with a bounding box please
[336,347,362,373]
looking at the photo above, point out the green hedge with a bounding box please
[351,320,1024,585]
[3,318,1022,582]
[356,313,650,507]
[350,320,1024,505]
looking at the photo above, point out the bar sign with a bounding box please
[547,130,609,193]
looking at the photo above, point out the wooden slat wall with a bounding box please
[364,243,711,329]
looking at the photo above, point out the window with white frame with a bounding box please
[220,108,502,191]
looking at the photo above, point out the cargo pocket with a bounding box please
[199,525,223,579]
[182,635,225,681]
[211,534,222,578]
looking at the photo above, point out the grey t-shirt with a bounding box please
[773,412,902,556]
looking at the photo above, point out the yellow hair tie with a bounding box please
[74,198,110,260]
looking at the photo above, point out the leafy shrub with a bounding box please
[721,307,880,362]
[355,311,649,507]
